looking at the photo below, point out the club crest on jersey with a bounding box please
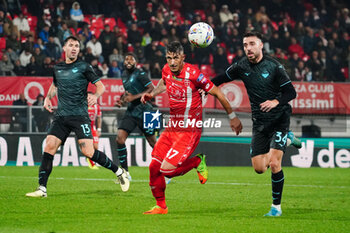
[261,71,269,78]
[184,79,191,86]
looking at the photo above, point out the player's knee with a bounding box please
[116,135,126,145]
[254,168,265,174]
[149,159,161,175]
[254,165,267,174]
[269,160,281,172]
[44,141,57,154]
[81,148,94,158]
[160,167,175,175]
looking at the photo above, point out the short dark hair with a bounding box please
[124,52,138,62]
[64,35,80,45]
[166,41,184,54]
[243,31,263,41]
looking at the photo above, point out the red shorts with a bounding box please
[152,130,201,167]
[91,126,99,144]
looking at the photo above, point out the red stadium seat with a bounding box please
[0,109,12,124]
[218,42,226,49]
[69,28,76,36]
[200,65,216,79]
[341,67,349,79]
[127,43,134,52]
[120,27,128,39]
[209,53,213,64]
[0,37,6,51]
[21,5,29,16]
[271,21,279,31]
[302,54,310,62]
[227,53,236,64]
[91,28,102,39]
[83,16,91,25]
[117,18,127,30]
[104,17,116,29]
[194,10,206,21]
[27,15,37,31]
[91,17,104,30]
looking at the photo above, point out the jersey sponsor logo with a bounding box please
[205,83,210,89]
[72,67,78,73]
[172,75,182,81]
[261,71,269,78]
[197,73,204,82]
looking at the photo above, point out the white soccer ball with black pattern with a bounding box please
[188,22,214,48]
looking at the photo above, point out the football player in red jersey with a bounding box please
[141,41,243,214]
[87,92,102,169]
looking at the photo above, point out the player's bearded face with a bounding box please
[166,52,185,74]
[63,39,80,61]
[243,36,263,63]
[124,55,136,70]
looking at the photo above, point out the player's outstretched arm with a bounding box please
[44,83,57,113]
[141,79,166,104]
[211,73,233,87]
[88,81,105,106]
[208,85,243,135]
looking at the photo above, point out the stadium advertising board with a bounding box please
[1,77,350,114]
[0,135,349,168]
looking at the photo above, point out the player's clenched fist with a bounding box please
[141,93,153,104]
[230,117,243,135]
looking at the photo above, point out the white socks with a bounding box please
[115,167,123,176]
[272,204,281,211]
[39,185,47,193]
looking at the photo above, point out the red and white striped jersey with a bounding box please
[162,63,214,127]
[88,104,101,128]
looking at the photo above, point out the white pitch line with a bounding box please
[0,176,349,189]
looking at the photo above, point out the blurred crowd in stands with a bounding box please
[0,0,349,82]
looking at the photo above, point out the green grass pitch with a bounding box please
[0,166,349,233]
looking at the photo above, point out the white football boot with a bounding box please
[26,186,47,198]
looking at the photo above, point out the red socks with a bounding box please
[149,159,167,209]
[148,156,201,209]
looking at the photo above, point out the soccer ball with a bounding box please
[188,22,214,48]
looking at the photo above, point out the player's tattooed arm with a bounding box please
[46,83,57,99]
[44,83,57,113]
[208,85,243,135]
[141,79,166,103]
